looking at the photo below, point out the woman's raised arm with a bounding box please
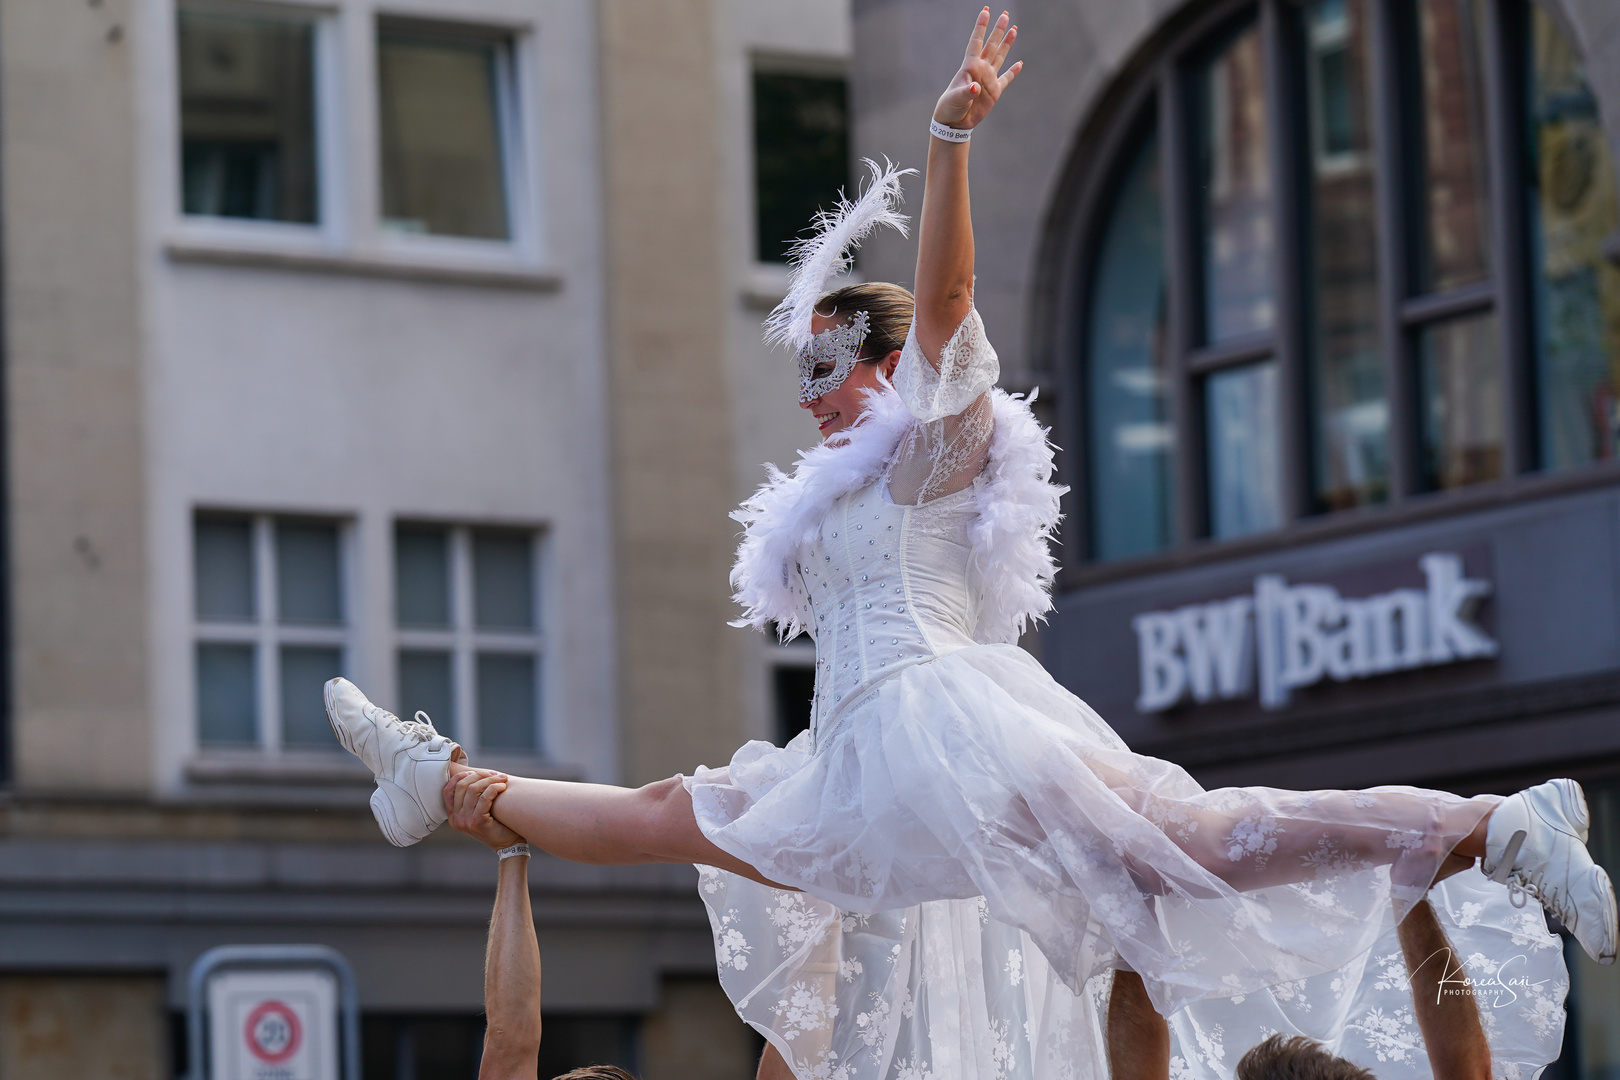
[913,9,1022,363]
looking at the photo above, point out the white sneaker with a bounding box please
[324,677,454,847]
[1482,778,1616,964]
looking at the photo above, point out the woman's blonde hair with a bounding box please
[817,282,915,362]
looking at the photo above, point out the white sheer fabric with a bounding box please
[695,848,1564,1080]
[690,313,1567,1080]
[886,309,999,506]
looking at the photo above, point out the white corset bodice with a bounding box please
[797,480,979,740]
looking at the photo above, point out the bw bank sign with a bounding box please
[1132,552,1497,713]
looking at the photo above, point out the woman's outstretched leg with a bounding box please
[445,760,787,888]
[324,676,785,887]
[1086,750,1613,961]
[1085,751,1496,894]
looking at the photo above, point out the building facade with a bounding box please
[852,0,1620,1076]
[0,0,846,1077]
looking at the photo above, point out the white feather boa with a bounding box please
[730,389,1065,646]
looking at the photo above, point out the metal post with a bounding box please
[1262,0,1312,523]
[1368,0,1418,502]
[1160,63,1206,544]
[1482,0,1536,476]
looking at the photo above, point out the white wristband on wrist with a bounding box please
[930,119,972,143]
[497,842,530,861]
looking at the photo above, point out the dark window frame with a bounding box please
[1041,0,1620,586]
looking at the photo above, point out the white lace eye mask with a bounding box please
[797,311,871,403]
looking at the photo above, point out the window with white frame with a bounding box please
[194,513,348,751]
[177,4,321,224]
[376,18,517,241]
[394,523,543,754]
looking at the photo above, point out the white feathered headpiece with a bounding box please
[764,158,917,352]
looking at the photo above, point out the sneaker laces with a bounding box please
[1503,867,1577,927]
[407,710,454,749]
[1489,829,1578,927]
[370,705,447,747]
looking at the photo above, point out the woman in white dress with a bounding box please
[325,11,1612,1080]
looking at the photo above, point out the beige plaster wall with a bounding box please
[599,0,747,785]
[0,975,167,1080]
[640,977,757,1080]
[0,0,149,793]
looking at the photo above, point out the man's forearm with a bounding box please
[1400,899,1491,1080]
[1107,970,1170,1080]
[481,854,542,1080]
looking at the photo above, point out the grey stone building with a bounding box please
[0,0,850,1077]
[853,0,1620,1075]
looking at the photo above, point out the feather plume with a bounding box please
[764,158,917,351]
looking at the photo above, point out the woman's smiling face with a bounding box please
[801,311,901,439]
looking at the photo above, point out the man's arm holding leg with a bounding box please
[1401,856,1492,1080]
[1107,970,1170,1080]
[757,1043,793,1080]
[445,770,544,1080]
[482,847,543,1080]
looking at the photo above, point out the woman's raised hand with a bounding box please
[934,9,1022,131]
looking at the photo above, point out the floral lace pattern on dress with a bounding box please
[695,859,1565,1080]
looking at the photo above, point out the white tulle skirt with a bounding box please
[684,645,1568,1080]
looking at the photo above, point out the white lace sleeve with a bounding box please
[886,308,999,505]
[893,307,1000,421]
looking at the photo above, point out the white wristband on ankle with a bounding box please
[497,842,530,861]
[930,119,971,143]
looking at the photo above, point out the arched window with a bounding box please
[1067,0,1620,563]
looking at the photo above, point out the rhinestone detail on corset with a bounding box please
[796,480,979,744]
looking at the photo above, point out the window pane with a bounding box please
[277,521,342,624]
[281,645,343,748]
[195,516,254,621]
[1527,8,1620,470]
[398,649,455,739]
[1206,361,1283,538]
[1196,18,1274,342]
[477,652,537,752]
[1420,310,1502,489]
[1416,0,1493,292]
[178,10,317,223]
[474,530,534,630]
[1306,0,1388,511]
[378,25,510,239]
[395,526,450,627]
[753,72,850,263]
[198,643,256,745]
[1086,126,1175,562]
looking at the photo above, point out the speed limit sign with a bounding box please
[207,969,338,1080]
[244,1000,302,1064]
